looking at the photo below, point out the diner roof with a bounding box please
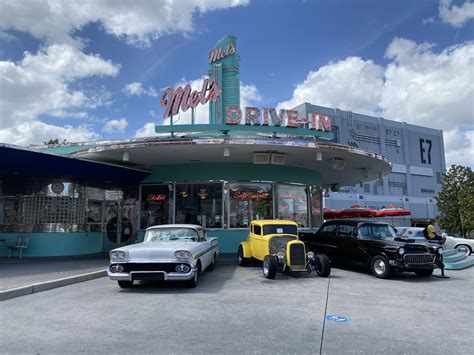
[68,135,392,187]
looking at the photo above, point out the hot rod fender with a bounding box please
[240,241,252,258]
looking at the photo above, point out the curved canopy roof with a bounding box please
[69,136,392,187]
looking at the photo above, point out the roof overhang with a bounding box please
[0,144,150,185]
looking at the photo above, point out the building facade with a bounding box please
[294,103,445,224]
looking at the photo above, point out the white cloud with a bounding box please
[444,129,474,167]
[439,0,474,28]
[123,82,158,97]
[277,57,385,115]
[135,122,156,138]
[0,121,100,146]
[0,44,119,131]
[0,0,250,47]
[422,17,435,25]
[277,37,474,167]
[103,118,128,134]
[380,38,474,130]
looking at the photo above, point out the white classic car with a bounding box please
[396,227,474,255]
[107,224,219,288]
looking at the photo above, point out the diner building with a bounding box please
[1,35,442,257]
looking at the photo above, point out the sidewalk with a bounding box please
[0,254,109,300]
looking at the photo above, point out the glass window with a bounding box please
[320,223,337,233]
[175,183,222,228]
[338,224,355,237]
[276,184,308,228]
[2,198,20,224]
[253,225,262,235]
[263,224,297,236]
[229,183,272,228]
[145,227,198,242]
[358,223,396,239]
[310,188,322,228]
[140,185,170,229]
[86,200,103,223]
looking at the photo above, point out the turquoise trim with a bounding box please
[154,124,333,140]
[141,162,321,185]
[36,145,96,156]
[206,229,247,253]
[0,232,104,257]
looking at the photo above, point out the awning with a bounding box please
[0,144,150,185]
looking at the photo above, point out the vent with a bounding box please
[254,153,270,164]
[331,158,345,170]
[271,153,286,165]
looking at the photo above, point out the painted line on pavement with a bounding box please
[0,269,107,301]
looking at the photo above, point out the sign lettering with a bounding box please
[147,194,167,201]
[233,191,270,200]
[225,107,331,132]
[208,44,236,64]
[160,78,220,119]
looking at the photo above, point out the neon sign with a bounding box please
[160,78,220,119]
[233,191,270,200]
[147,194,167,201]
[208,44,236,64]
[225,106,331,131]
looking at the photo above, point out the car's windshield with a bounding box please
[145,228,198,242]
[263,224,297,236]
[358,223,397,239]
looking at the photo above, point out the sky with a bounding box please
[0,0,473,167]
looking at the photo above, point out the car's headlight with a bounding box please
[437,247,443,255]
[307,251,315,259]
[174,250,193,260]
[398,247,405,256]
[110,250,127,262]
[277,251,285,260]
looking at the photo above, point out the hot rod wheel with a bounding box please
[263,255,278,279]
[314,254,331,277]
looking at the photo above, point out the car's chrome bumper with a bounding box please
[107,268,196,281]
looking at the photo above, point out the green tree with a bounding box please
[44,138,60,145]
[435,165,474,238]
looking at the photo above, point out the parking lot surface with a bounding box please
[1,259,473,354]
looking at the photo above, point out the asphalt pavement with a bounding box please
[0,258,473,354]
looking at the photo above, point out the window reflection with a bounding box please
[140,185,170,229]
[276,184,308,228]
[175,183,222,228]
[229,183,272,228]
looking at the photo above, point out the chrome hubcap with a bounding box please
[263,260,269,276]
[457,246,469,255]
[374,260,386,275]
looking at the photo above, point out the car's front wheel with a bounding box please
[263,255,277,279]
[370,255,391,279]
[238,245,249,266]
[118,280,133,288]
[207,253,216,271]
[187,263,201,288]
[314,254,331,277]
[414,269,434,277]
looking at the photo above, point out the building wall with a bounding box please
[294,103,446,222]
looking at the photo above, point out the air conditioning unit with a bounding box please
[331,158,345,170]
[254,152,270,164]
[271,153,286,165]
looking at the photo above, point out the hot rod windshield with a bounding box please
[145,228,198,242]
[263,224,297,236]
[358,223,397,240]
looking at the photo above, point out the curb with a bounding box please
[0,269,107,301]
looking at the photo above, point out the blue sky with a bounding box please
[0,0,473,166]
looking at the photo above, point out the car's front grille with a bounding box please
[289,243,306,268]
[112,263,191,273]
[403,254,435,264]
[405,244,428,253]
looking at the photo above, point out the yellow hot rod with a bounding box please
[238,220,331,279]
